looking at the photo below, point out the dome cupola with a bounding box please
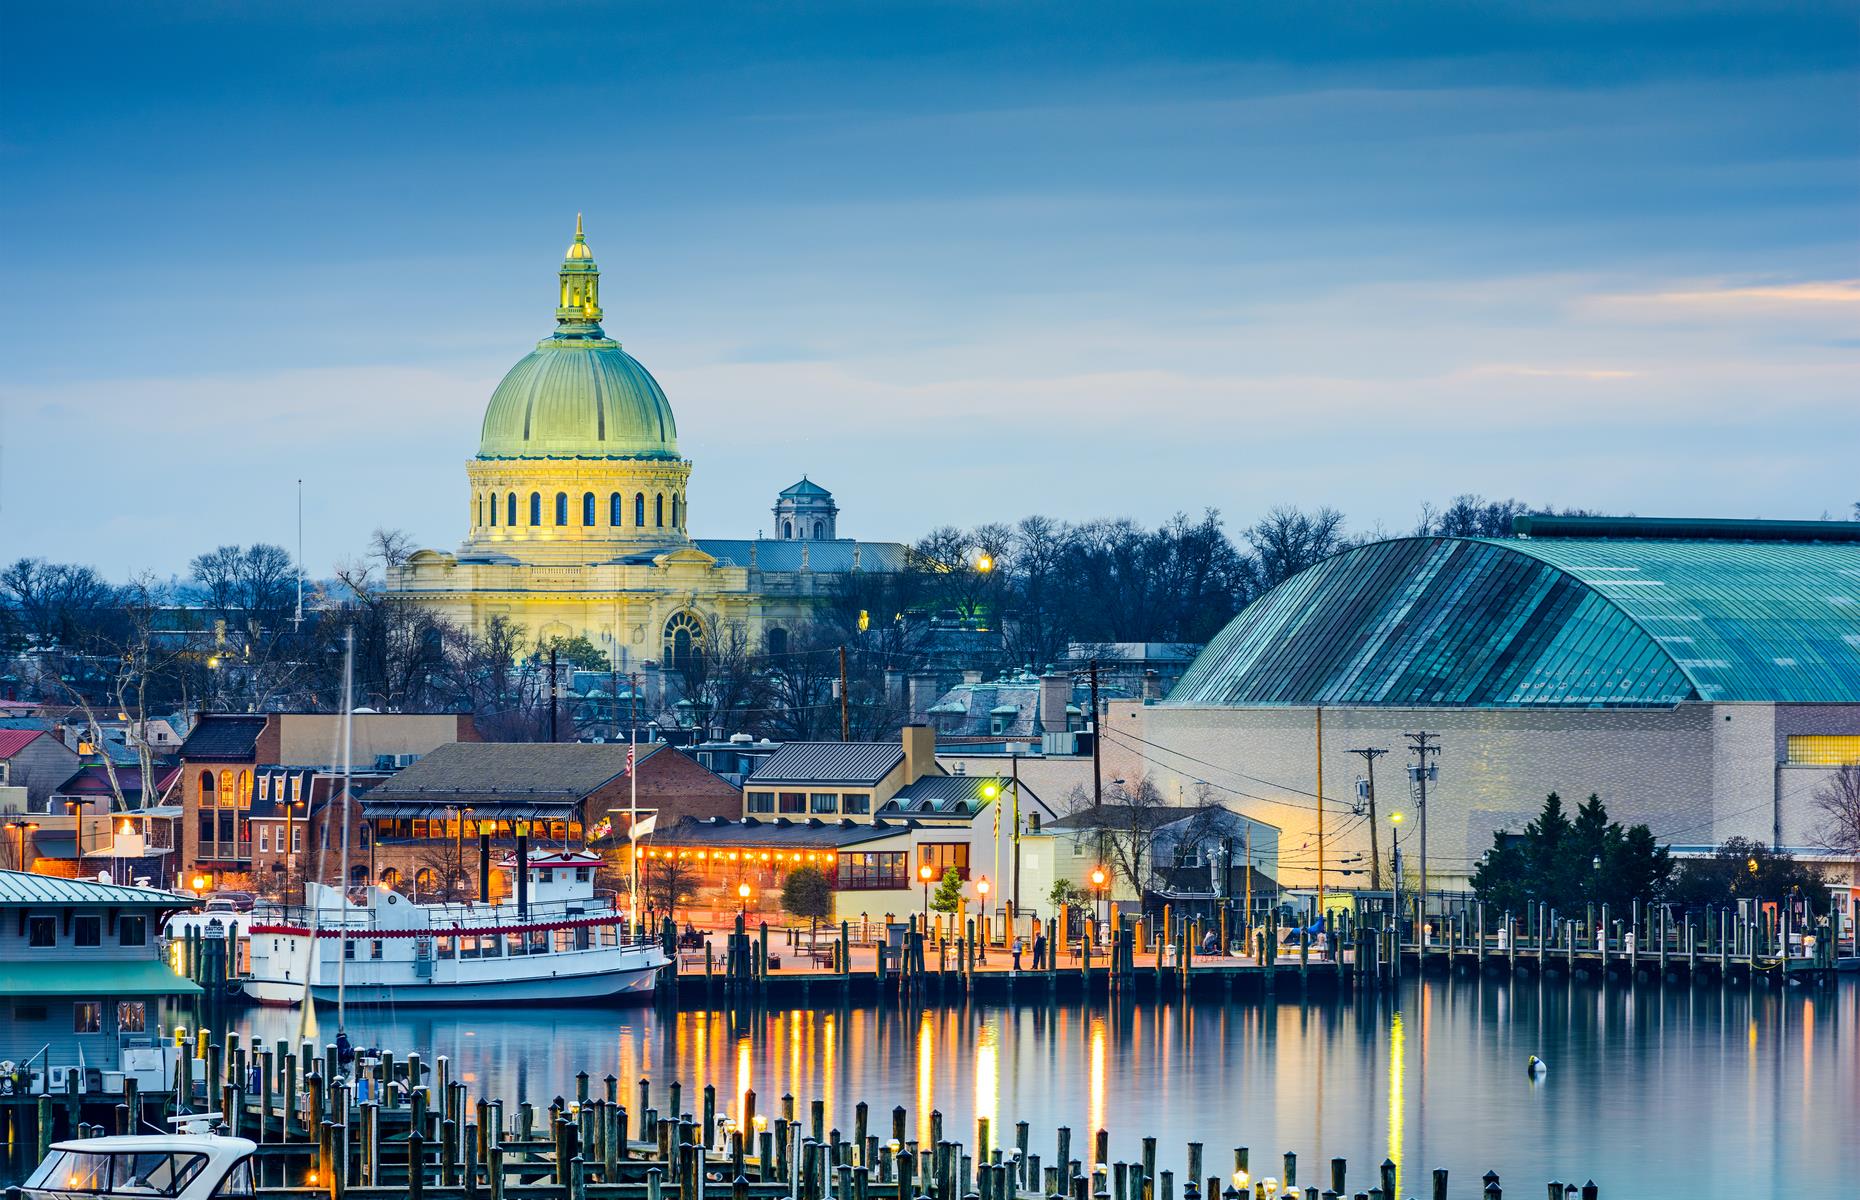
[477,217,680,460]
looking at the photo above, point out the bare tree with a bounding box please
[1813,764,1860,859]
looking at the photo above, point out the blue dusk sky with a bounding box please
[2,1,1856,579]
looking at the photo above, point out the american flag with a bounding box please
[625,744,635,775]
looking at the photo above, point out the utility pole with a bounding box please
[549,645,560,743]
[1315,707,1324,911]
[838,645,850,740]
[1345,747,1389,891]
[1010,751,1022,912]
[1089,660,1102,809]
[1405,730,1442,925]
[293,479,304,630]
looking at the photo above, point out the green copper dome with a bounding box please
[477,220,681,460]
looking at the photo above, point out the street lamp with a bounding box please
[975,553,994,574]
[919,862,936,921]
[1089,865,1108,929]
[6,820,40,873]
[737,881,752,915]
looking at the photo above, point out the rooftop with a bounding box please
[177,715,269,761]
[0,869,195,909]
[361,741,664,817]
[748,741,906,786]
[1170,523,1860,708]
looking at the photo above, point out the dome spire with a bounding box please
[556,213,603,336]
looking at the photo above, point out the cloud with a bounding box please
[1589,278,1860,318]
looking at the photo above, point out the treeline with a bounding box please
[0,494,1595,739]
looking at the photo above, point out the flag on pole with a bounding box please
[625,744,636,775]
[628,812,657,841]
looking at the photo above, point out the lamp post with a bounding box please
[1389,811,1406,937]
[919,862,935,923]
[7,820,40,873]
[975,876,991,961]
[1090,865,1108,936]
[737,880,752,917]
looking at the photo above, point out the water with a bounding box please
[9,979,1853,1195]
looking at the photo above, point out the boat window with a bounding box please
[212,1157,256,1197]
[437,936,455,959]
[370,940,384,960]
[26,1149,208,1195]
[528,930,549,955]
[505,933,526,957]
[555,928,574,953]
[459,936,481,960]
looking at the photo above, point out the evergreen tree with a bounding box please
[1470,792,1671,911]
[930,867,964,914]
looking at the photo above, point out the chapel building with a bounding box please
[386,219,906,670]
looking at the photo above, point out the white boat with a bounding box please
[176,851,666,1006]
[20,1125,256,1198]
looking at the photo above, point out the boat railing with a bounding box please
[247,896,629,933]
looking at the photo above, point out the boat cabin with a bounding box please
[20,1132,256,1199]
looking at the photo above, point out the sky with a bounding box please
[2,1,1856,580]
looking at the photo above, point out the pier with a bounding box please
[7,1027,1602,1200]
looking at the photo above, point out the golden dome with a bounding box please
[565,212,593,260]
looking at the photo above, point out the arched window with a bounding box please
[663,610,706,673]
[782,520,793,539]
[476,495,483,526]
[766,627,788,656]
[219,769,235,808]
[671,494,680,528]
[199,770,215,803]
[237,770,252,808]
[489,493,498,526]
[814,520,824,539]
[349,864,368,885]
[530,492,542,525]
[507,493,517,526]
[380,867,401,888]
[555,492,568,525]
[610,492,622,526]
[634,493,645,526]
[582,492,596,526]
[654,494,664,527]
[414,868,438,898]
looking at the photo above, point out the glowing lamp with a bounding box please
[1090,867,1106,888]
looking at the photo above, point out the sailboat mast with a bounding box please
[628,720,638,936]
[336,628,354,1028]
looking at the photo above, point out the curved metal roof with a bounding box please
[478,336,680,460]
[1169,535,1860,708]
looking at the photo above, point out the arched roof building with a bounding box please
[1173,521,1860,709]
[1100,518,1860,895]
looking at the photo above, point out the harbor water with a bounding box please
[190,974,1860,1199]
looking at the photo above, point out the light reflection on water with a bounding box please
[205,978,1856,1198]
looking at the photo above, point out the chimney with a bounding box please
[884,668,906,712]
[908,671,939,725]
[1141,669,1163,702]
[1038,672,1072,735]
[962,669,984,685]
[902,724,936,784]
